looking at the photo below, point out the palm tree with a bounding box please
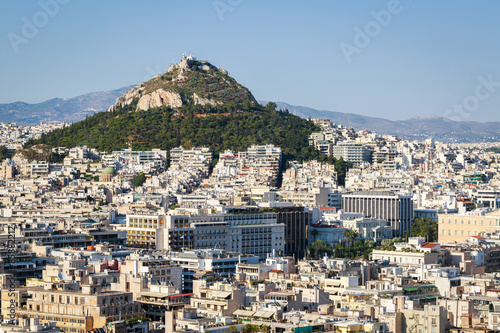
[311,228,319,241]
[343,229,358,247]
[343,229,350,247]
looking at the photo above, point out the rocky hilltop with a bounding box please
[30,56,321,167]
[108,54,256,112]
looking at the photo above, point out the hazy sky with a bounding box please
[1,1,500,122]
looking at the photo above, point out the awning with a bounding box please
[233,310,247,316]
[233,310,255,317]
[403,287,418,292]
[260,312,274,318]
[303,314,321,321]
[140,292,167,298]
[254,311,266,318]
[211,291,232,299]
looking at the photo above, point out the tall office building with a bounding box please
[275,207,310,259]
[342,191,413,237]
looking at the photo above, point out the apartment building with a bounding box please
[17,283,142,332]
[22,162,51,178]
[169,146,212,176]
[190,280,244,318]
[0,161,15,180]
[166,249,259,293]
[332,142,373,165]
[371,249,439,267]
[400,305,450,333]
[119,254,183,292]
[126,213,168,249]
[278,187,329,208]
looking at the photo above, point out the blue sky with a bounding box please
[1,0,500,122]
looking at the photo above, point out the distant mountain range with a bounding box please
[2,84,500,142]
[269,102,500,143]
[0,86,133,125]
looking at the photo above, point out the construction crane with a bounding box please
[128,140,148,151]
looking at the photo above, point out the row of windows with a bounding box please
[36,295,86,305]
[128,231,155,235]
[441,229,480,236]
[129,218,160,223]
[440,218,492,225]
[129,225,157,229]
[42,316,84,323]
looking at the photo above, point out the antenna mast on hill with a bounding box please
[172,54,175,65]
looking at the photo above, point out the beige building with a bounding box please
[190,280,244,318]
[126,213,167,249]
[400,305,450,333]
[20,162,49,178]
[438,210,500,244]
[0,162,15,180]
[17,283,142,332]
[119,254,183,292]
[437,299,475,328]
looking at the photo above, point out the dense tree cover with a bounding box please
[0,145,9,162]
[306,239,333,259]
[486,147,500,154]
[411,217,438,242]
[305,239,375,260]
[131,172,147,187]
[333,240,375,260]
[30,101,353,184]
[343,229,359,247]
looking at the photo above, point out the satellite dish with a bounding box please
[58,272,68,281]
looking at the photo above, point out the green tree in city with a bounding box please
[310,239,333,259]
[131,172,147,187]
[343,229,359,247]
[411,218,438,242]
[311,228,319,241]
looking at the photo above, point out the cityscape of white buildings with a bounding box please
[1,119,500,332]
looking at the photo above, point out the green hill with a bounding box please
[33,100,317,160]
[29,56,352,183]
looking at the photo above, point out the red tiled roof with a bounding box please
[421,243,439,249]
[310,223,340,228]
[269,269,282,273]
[471,236,485,239]
[168,293,193,298]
